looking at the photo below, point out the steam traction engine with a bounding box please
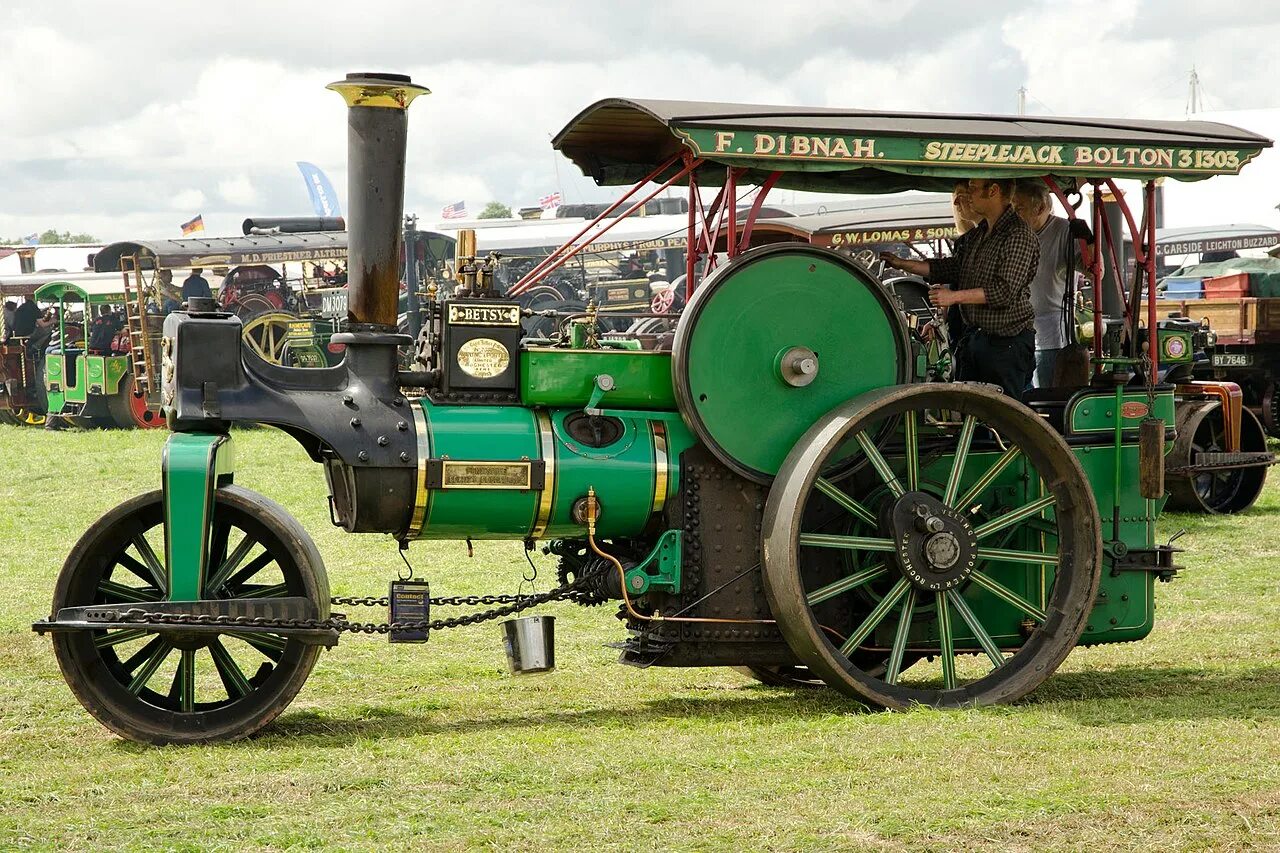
[38,72,1232,744]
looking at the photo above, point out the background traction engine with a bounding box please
[38,71,1155,745]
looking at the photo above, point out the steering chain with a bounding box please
[102,564,607,637]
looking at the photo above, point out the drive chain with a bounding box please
[106,565,606,637]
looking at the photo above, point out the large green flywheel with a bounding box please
[761,383,1102,708]
[673,245,910,483]
[51,487,328,744]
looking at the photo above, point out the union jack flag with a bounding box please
[539,191,562,210]
[441,201,468,220]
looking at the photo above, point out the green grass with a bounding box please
[2,424,1280,851]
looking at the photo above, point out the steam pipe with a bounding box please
[326,72,429,329]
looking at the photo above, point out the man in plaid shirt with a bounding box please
[882,177,1038,400]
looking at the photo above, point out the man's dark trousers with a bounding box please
[955,328,1035,402]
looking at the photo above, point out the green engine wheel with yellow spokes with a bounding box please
[762,383,1101,709]
[51,487,329,744]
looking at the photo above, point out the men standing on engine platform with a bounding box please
[881,178,1038,400]
[1011,181,1093,389]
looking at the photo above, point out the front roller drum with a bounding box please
[51,486,329,744]
[762,383,1102,709]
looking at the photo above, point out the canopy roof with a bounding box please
[34,278,128,304]
[0,271,122,299]
[554,99,1272,192]
[93,232,349,272]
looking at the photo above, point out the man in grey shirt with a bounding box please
[1012,182,1092,388]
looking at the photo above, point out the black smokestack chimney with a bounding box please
[327,72,428,330]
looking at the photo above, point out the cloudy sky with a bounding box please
[4,0,1280,242]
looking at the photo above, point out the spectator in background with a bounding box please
[11,294,39,338]
[2,300,16,341]
[182,267,212,301]
[157,269,182,313]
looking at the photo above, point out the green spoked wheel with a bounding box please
[51,487,329,744]
[672,245,910,483]
[762,383,1101,709]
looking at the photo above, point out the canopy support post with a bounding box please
[1089,182,1106,377]
[685,169,699,299]
[737,171,782,254]
[511,156,700,296]
[724,168,739,259]
[1144,179,1159,377]
[510,152,682,296]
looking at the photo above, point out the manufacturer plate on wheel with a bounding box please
[1212,352,1252,367]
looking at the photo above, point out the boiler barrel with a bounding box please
[405,400,692,540]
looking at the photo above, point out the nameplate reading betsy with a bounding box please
[447,304,521,326]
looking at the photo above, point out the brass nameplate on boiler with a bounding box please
[427,459,546,490]
[447,303,521,326]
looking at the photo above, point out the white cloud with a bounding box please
[218,174,261,206]
[170,189,207,211]
[2,0,1278,242]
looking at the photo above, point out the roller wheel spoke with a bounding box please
[209,640,252,700]
[125,638,172,695]
[855,432,905,498]
[241,632,288,660]
[946,590,1005,670]
[942,414,977,507]
[935,591,957,690]
[903,410,920,492]
[968,571,1048,622]
[814,477,877,527]
[884,588,917,685]
[973,495,1057,539]
[98,579,161,603]
[94,628,150,649]
[839,578,909,657]
[805,564,888,606]
[798,533,896,553]
[233,583,289,600]
[955,446,1022,512]
[204,535,258,597]
[974,547,1060,566]
[221,551,277,595]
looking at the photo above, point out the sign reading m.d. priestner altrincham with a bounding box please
[675,127,1261,177]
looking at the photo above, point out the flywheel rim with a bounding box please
[672,245,911,484]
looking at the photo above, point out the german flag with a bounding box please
[180,214,205,236]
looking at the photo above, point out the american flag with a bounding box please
[539,191,562,210]
[441,201,468,220]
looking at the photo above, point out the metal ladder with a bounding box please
[119,255,154,394]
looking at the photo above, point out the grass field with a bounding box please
[2,424,1280,851]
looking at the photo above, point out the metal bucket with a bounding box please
[501,615,555,674]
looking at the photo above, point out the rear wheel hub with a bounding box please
[890,491,977,591]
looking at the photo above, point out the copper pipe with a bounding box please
[584,487,775,626]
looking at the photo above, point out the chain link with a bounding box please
[104,564,607,637]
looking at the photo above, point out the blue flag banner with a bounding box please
[296,162,342,218]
